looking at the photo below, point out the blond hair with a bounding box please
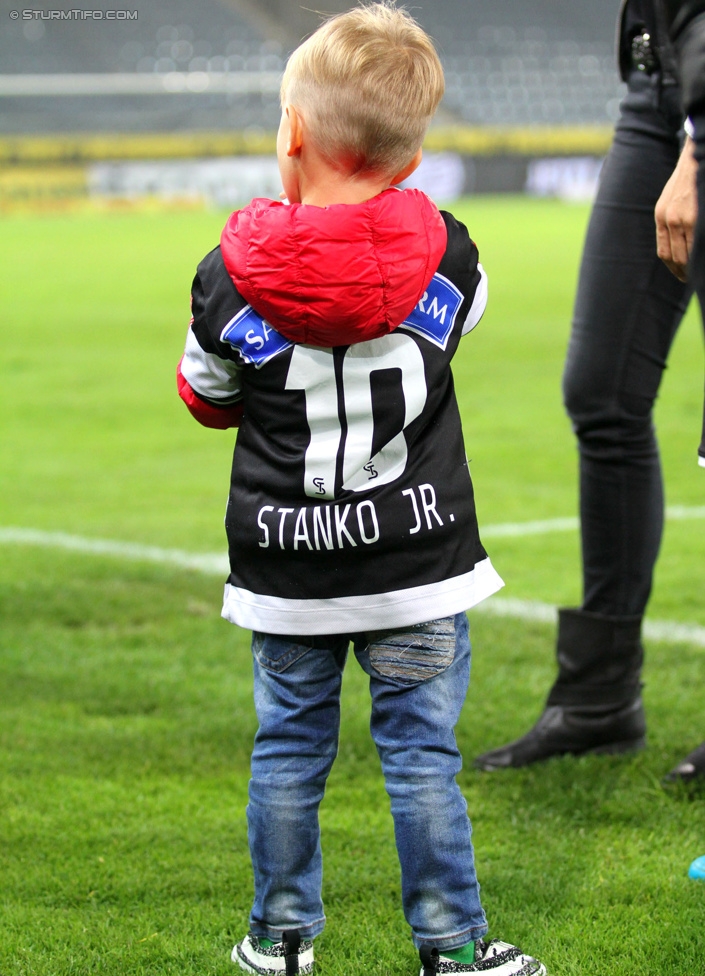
[281,2,445,176]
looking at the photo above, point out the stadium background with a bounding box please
[1,0,624,208]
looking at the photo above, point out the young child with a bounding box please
[177,4,546,975]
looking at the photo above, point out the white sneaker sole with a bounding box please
[232,937,314,975]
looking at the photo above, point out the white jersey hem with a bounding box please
[221,557,504,635]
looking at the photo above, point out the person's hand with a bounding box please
[655,135,698,282]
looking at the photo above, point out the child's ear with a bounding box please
[285,105,304,157]
[390,149,423,186]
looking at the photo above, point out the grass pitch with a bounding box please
[1,200,705,975]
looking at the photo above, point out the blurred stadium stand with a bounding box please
[0,0,623,131]
[0,0,625,203]
[0,0,284,133]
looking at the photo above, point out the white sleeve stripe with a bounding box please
[461,263,488,336]
[181,326,243,402]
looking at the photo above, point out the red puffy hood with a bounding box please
[219,188,447,346]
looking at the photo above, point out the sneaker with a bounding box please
[233,932,314,975]
[419,939,546,975]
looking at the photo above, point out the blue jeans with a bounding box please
[246,612,488,951]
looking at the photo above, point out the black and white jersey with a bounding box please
[182,210,503,634]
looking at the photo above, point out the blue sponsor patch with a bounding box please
[400,272,464,350]
[220,305,292,368]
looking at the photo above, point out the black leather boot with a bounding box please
[474,608,646,771]
[664,740,705,783]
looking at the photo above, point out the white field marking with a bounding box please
[473,597,558,624]
[470,597,705,648]
[481,504,705,539]
[482,517,578,538]
[664,504,705,520]
[2,513,705,647]
[0,527,228,576]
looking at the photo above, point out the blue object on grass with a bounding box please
[688,855,705,880]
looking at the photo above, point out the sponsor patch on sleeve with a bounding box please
[400,272,464,350]
[220,305,293,367]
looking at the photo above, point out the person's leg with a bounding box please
[355,614,485,950]
[569,120,690,619]
[354,615,545,975]
[243,632,348,948]
[476,72,691,771]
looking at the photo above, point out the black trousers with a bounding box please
[693,116,705,449]
[562,70,692,617]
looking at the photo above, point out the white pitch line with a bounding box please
[474,596,558,624]
[0,526,228,575]
[481,504,705,539]
[471,597,705,649]
[2,518,705,647]
[482,517,578,538]
[664,504,705,520]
